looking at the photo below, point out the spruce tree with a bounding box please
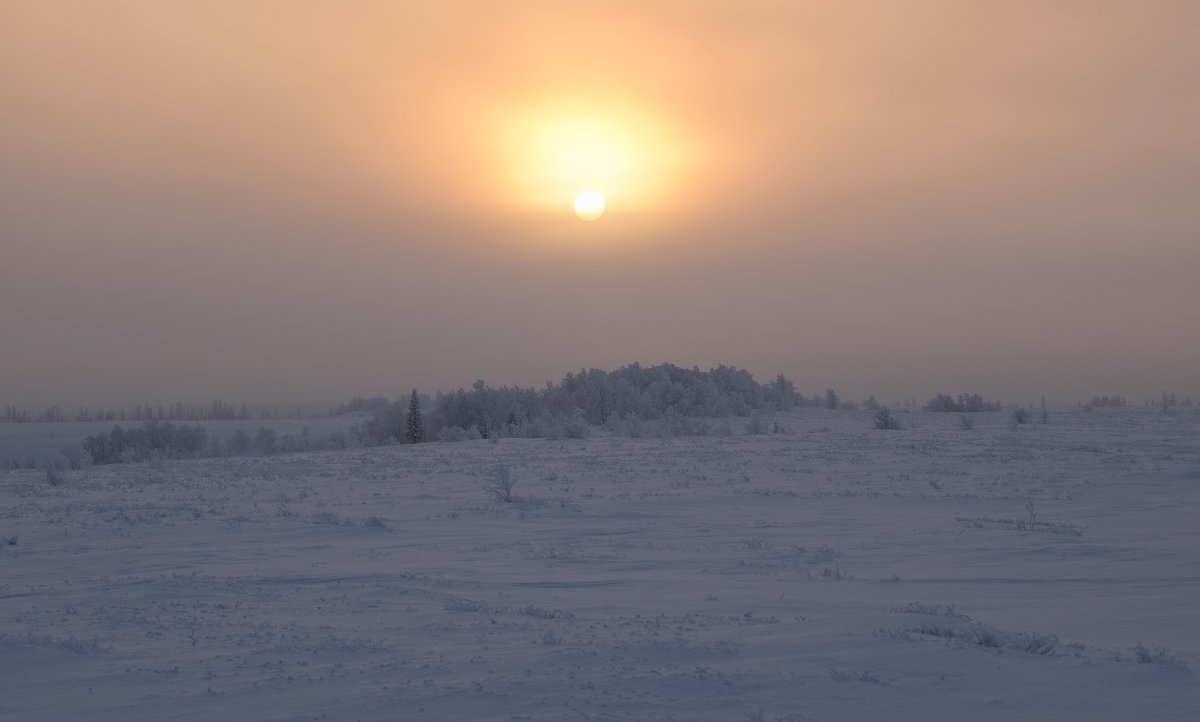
[405,389,424,444]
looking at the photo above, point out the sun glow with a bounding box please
[491,96,691,218]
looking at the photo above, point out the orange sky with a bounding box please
[2,1,1198,408]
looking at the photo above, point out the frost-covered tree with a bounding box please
[409,362,810,441]
[764,374,798,410]
[405,389,424,444]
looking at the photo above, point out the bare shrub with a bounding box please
[822,560,849,579]
[890,602,971,620]
[959,415,975,430]
[484,464,518,502]
[311,511,342,525]
[1011,632,1059,656]
[887,603,1062,656]
[1131,642,1190,670]
[42,459,65,486]
[829,667,891,685]
[967,626,1005,648]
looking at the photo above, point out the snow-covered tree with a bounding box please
[405,389,424,444]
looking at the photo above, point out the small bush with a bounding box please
[43,460,65,486]
[874,407,901,430]
[959,415,975,430]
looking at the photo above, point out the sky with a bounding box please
[2,1,1198,410]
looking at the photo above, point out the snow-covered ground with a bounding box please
[2,407,1197,721]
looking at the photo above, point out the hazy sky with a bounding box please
[3,1,1197,409]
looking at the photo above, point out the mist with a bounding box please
[3,1,1197,409]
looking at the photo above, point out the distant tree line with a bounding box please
[2,400,312,424]
[922,393,1003,413]
[1084,392,1192,408]
[330,396,391,416]
[80,421,352,465]
[1147,391,1192,407]
[34,363,1198,471]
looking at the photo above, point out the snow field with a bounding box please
[2,407,1198,720]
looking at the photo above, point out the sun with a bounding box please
[573,191,605,221]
